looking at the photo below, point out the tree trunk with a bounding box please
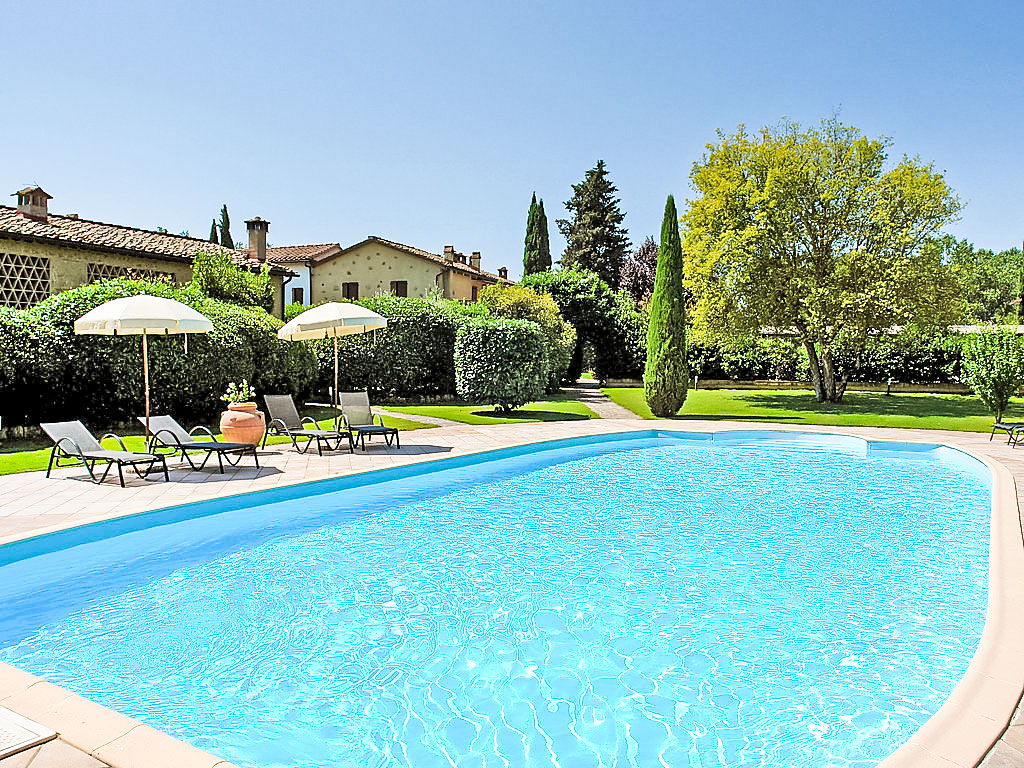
[803,340,825,402]
[804,341,845,403]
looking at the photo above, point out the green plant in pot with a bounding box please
[218,379,265,446]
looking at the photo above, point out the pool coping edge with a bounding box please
[0,420,1019,768]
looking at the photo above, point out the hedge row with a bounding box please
[1,279,318,427]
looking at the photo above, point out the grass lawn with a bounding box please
[387,393,599,425]
[0,407,430,477]
[603,387,1018,433]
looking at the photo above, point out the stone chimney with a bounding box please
[443,245,455,263]
[498,266,508,280]
[246,217,269,261]
[13,186,51,220]
[470,251,481,270]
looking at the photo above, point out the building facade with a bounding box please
[307,236,509,304]
[0,188,292,316]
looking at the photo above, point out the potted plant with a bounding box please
[218,380,265,446]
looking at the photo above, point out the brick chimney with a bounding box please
[470,251,481,270]
[498,266,508,280]
[13,186,51,220]
[443,245,455,262]
[246,217,269,261]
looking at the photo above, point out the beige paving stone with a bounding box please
[92,725,222,768]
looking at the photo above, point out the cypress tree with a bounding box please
[218,204,234,249]
[643,195,688,417]
[524,193,553,276]
[557,160,630,288]
[537,199,551,272]
[209,218,219,244]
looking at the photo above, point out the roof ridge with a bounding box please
[0,204,240,253]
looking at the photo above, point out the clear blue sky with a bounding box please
[3,1,1021,278]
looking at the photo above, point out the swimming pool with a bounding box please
[0,430,993,767]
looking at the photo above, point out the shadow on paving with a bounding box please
[471,410,592,422]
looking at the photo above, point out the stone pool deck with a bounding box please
[1,419,1023,768]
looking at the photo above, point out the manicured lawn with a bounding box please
[603,387,1019,433]
[0,408,430,477]
[387,394,599,425]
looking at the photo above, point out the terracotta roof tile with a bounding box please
[0,206,293,275]
[263,243,341,263]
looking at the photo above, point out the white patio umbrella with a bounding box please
[74,295,214,433]
[277,302,388,413]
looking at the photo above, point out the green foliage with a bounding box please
[523,193,552,276]
[218,204,234,249]
[944,236,1023,322]
[685,116,962,403]
[479,283,576,390]
[454,318,548,412]
[960,330,1024,421]
[209,218,219,245]
[307,295,483,399]
[1,278,316,427]
[718,335,806,381]
[602,292,648,380]
[191,250,274,312]
[523,268,618,380]
[644,195,689,416]
[557,160,631,289]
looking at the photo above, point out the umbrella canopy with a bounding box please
[277,302,387,341]
[75,295,214,432]
[74,295,214,335]
[278,302,388,414]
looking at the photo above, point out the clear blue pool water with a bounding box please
[0,431,992,768]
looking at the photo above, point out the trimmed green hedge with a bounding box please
[1,279,317,427]
[304,295,486,399]
[454,318,548,411]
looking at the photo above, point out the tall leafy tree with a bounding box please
[218,204,235,249]
[944,237,1023,322]
[557,160,630,288]
[644,196,688,416]
[620,236,658,303]
[209,218,219,245]
[684,117,963,403]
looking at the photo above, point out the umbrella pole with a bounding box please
[333,335,340,427]
[143,332,151,436]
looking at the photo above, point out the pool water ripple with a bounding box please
[0,436,990,767]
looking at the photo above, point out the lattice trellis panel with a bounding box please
[0,253,51,309]
[87,263,176,284]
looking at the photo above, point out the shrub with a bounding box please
[523,268,618,381]
[191,250,274,312]
[454,318,548,412]
[960,330,1024,421]
[2,278,316,427]
[479,283,576,390]
[719,335,806,380]
[307,295,484,399]
[601,292,648,380]
[0,307,65,425]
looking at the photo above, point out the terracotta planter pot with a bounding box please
[219,402,265,446]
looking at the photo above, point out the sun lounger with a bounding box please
[41,420,168,487]
[263,395,352,455]
[139,415,259,473]
[340,391,400,450]
[991,421,1024,444]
